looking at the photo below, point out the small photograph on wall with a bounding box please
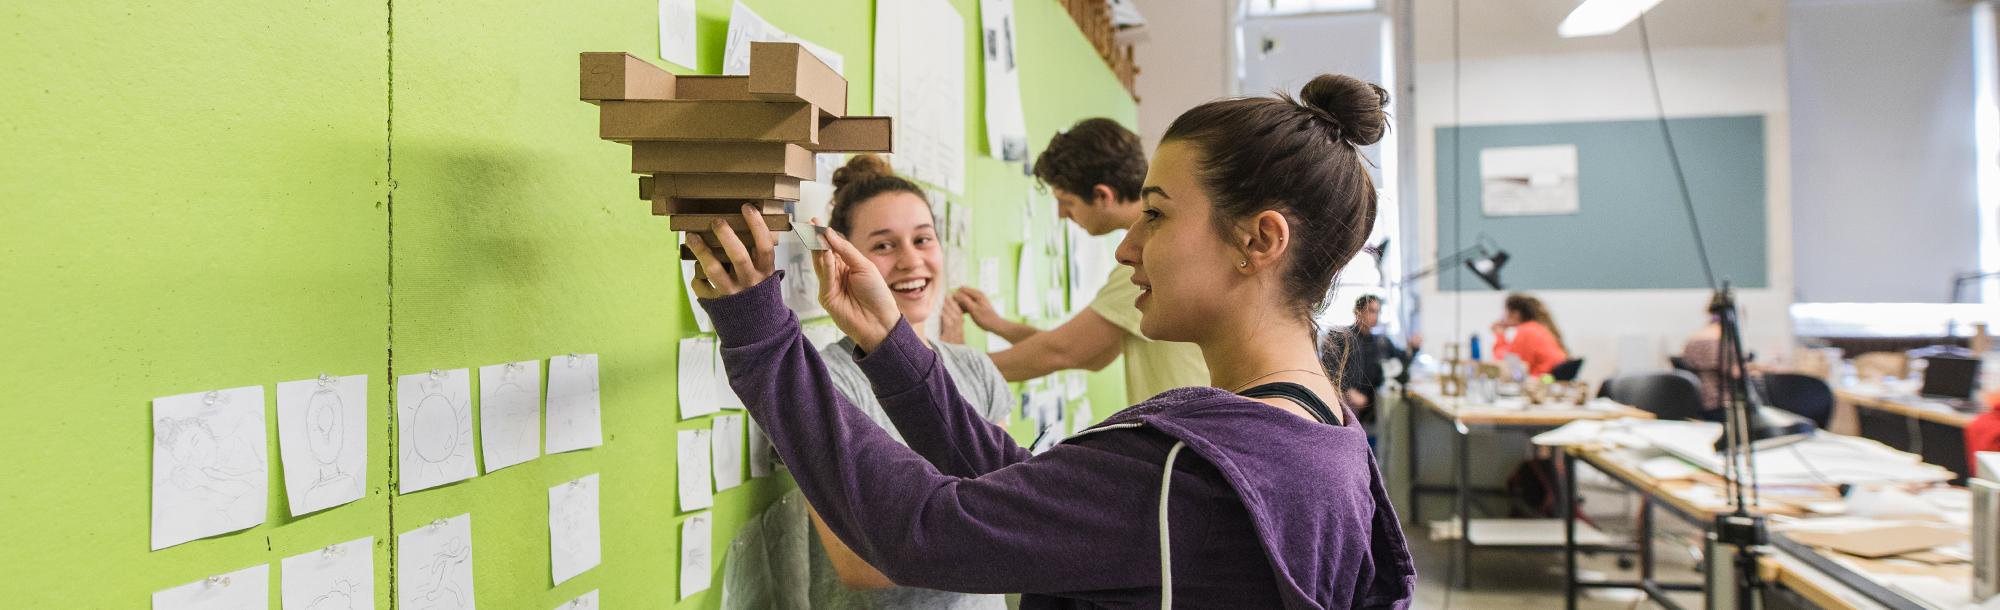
[1480,144,1579,217]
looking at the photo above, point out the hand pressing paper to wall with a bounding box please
[478,361,541,471]
[152,385,266,550]
[396,369,476,493]
[546,353,602,454]
[678,428,713,511]
[281,536,373,610]
[549,474,602,585]
[277,374,367,517]
[153,564,268,610]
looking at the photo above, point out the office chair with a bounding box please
[1759,373,1834,430]
[1602,371,1705,421]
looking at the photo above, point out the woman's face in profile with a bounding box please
[1116,141,1240,344]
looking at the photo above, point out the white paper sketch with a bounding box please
[678,428,714,511]
[1480,144,1579,216]
[746,419,774,478]
[281,536,373,610]
[548,474,602,585]
[678,338,724,420]
[398,514,475,610]
[546,353,603,454]
[1015,249,1043,320]
[153,563,268,610]
[658,0,697,68]
[397,369,476,494]
[775,239,825,319]
[711,415,745,491]
[554,590,598,610]
[980,0,1027,161]
[679,233,715,333]
[721,1,844,76]
[874,0,967,192]
[278,375,367,517]
[680,512,713,599]
[478,361,541,471]
[152,385,267,550]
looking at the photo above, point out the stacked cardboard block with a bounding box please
[580,42,892,277]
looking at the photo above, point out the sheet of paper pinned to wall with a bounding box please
[477,361,541,472]
[680,512,714,599]
[398,513,475,610]
[775,239,825,319]
[152,385,267,550]
[549,474,602,585]
[281,536,372,610]
[678,337,724,419]
[1016,247,1043,320]
[1072,399,1095,436]
[979,0,1028,162]
[679,233,715,333]
[658,0,697,68]
[153,563,267,610]
[396,369,477,494]
[722,1,844,75]
[556,590,599,610]
[1068,225,1116,314]
[802,322,843,352]
[277,374,367,517]
[678,428,714,511]
[546,353,603,453]
[874,0,967,192]
[747,418,774,478]
[711,415,746,491]
[1479,144,1579,216]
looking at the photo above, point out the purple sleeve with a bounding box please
[700,275,1164,594]
[850,325,1031,477]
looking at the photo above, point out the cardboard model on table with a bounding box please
[579,42,893,277]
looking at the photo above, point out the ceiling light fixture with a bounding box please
[1558,0,1666,38]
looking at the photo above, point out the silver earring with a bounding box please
[1237,260,1249,268]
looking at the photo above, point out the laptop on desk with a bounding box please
[1920,356,1982,413]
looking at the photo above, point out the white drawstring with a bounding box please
[1158,440,1187,610]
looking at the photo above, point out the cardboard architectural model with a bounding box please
[580,42,891,277]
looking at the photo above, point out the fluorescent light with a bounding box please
[1558,0,1666,38]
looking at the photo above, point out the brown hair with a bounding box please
[1032,118,1148,202]
[1504,293,1566,350]
[828,154,929,236]
[1160,74,1389,321]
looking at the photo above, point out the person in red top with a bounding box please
[1491,293,1569,377]
[1963,390,2000,475]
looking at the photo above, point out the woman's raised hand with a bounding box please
[811,228,902,352]
[685,205,777,300]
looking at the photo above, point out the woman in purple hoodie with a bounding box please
[685,73,1415,609]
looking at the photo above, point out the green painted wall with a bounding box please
[0,0,1133,607]
[1435,115,1768,291]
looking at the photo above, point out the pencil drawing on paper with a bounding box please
[301,386,358,507]
[408,534,472,610]
[401,372,474,489]
[303,577,363,610]
[152,386,267,549]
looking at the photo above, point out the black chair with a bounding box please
[1760,373,1834,430]
[1669,356,1696,375]
[1550,358,1585,382]
[1602,371,1706,421]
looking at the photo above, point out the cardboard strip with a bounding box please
[669,213,793,232]
[652,198,795,216]
[598,100,817,143]
[748,42,847,117]
[652,173,801,200]
[631,142,814,179]
[639,175,653,201]
[808,116,892,153]
[579,53,675,103]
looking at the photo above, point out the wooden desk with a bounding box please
[1402,383,1652,589]
[1837,388,1977,481]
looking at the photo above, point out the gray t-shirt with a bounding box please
[812,337,1015,610]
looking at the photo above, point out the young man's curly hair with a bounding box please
[1032,118,1148,202]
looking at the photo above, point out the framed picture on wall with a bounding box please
[1480,144,1579,216]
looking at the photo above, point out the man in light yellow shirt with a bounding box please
[951,119,1209,403]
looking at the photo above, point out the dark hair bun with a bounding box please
[1298,74,1389,147]
[832,153,894,191]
